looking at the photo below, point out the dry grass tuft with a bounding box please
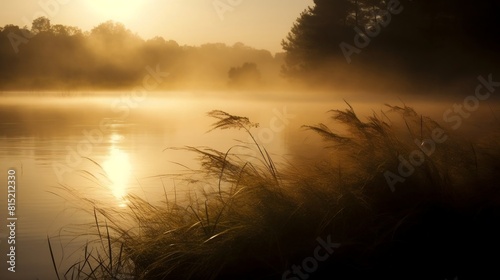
[50,104,500,279]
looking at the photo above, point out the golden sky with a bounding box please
[0,0,312,53]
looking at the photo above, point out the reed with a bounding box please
[50,104,500,279]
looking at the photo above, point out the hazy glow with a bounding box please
[0,0,312,53]
[110,133,125,143]
[102,146,131,207]
[86,0,144,21]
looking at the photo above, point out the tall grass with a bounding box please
[50,104,500,280]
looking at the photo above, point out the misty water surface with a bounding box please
[0,92,498,279]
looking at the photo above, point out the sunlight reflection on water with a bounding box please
[0,95,498,279]
[102,143,131,207]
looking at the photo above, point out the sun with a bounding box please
[86,0,144,20]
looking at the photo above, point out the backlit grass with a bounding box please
[50,104,500,280]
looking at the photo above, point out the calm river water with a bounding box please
[0,91,498,279]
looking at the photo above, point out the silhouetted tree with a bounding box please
[32,17,51,34]
[51,24,82,37]
[281,0,359,77]
[0,19,280,90]
[281,0,500,84]
[228,62,261,87]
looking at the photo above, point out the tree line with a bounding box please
[0,17,278,90]
[2,1,499,93]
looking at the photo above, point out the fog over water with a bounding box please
[1,0,499,278]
